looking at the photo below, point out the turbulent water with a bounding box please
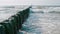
[0,6,60,34]
[18,6,60,34]
[18,12,60,34]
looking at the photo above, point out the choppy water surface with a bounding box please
[18,12,60,34]
[0,6,60,34]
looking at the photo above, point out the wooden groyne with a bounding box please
[0,6,31,34]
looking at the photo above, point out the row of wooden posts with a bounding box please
[0,6,31,34]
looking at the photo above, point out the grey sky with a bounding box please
[0,0,60,6]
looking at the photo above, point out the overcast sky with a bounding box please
[0,0,60,6]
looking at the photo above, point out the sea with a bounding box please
[0,6,60,34]
[18,6,60,34]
